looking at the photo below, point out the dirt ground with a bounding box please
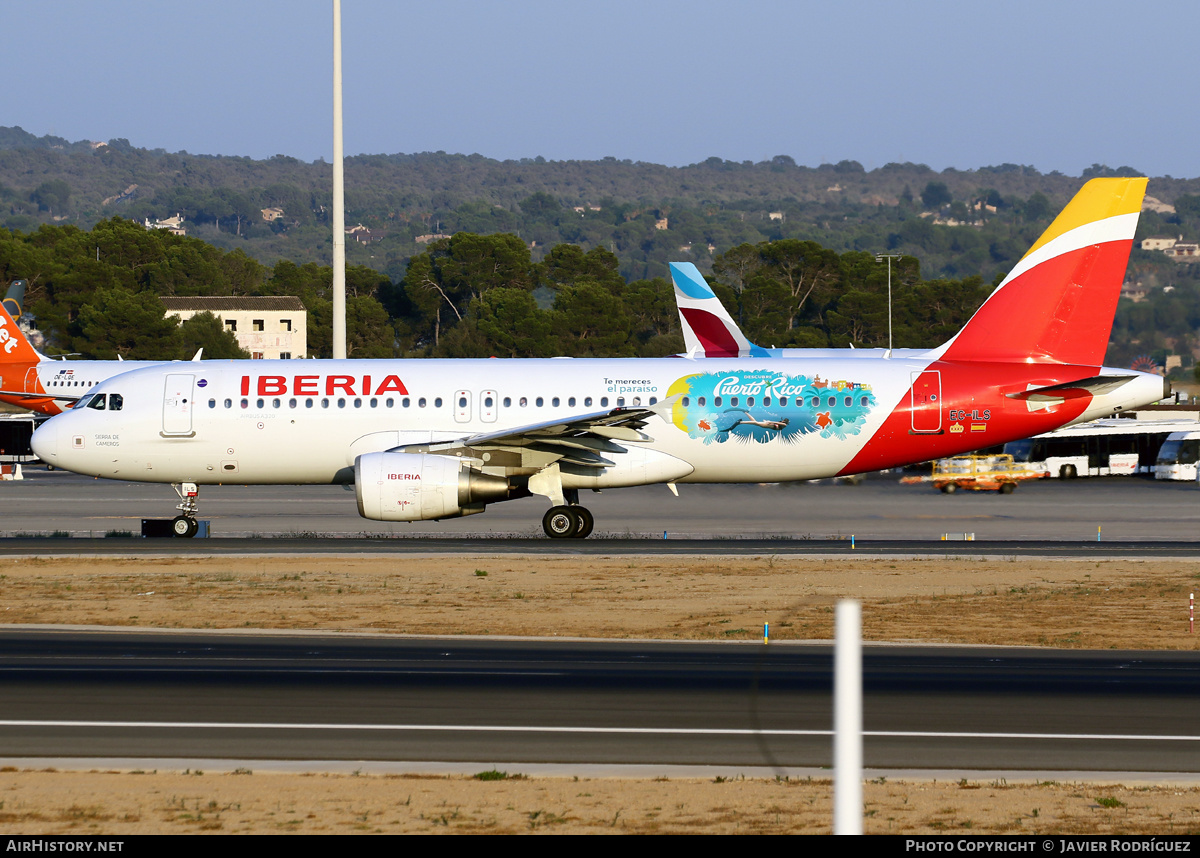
[2,553,1198,647]
[1,768,1199,834]
[2,551,1198,834]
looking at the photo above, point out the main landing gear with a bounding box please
[171,482,200,538]
[542,505,594,539]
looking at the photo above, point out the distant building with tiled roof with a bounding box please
[1141,236,1178,251]
[160,297,306,359]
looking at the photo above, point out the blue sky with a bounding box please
[7,1,1196,177]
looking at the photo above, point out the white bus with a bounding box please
[1003,418,1199,480]
[1154,430,1200,481]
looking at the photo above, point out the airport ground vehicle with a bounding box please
[1003,417,1198,479]
[902,454,1045,493]
[1154,430,1200,481]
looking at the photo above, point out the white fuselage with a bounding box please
[31,355,1165,490]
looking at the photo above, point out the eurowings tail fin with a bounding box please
[669,262,770,358]
[0,301,43,365]
[935,177,1147,366]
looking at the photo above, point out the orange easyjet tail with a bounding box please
[934,177,1146,366]
[0,301,43,365]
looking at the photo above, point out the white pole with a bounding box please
[834,599,862,835]
[876,254,900,356]
[331,0,347,360]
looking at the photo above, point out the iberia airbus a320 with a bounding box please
[32,178,1167,537]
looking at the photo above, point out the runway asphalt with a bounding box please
[2,466,1198,544]
[0,630,1195,773]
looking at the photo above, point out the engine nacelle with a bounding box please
[355,451,511,521]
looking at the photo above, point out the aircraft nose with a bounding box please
[30,418,58,463]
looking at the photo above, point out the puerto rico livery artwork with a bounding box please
[668,371,876,444]
[32,179,1168,538]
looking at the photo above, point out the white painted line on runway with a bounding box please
[0,720,1197,742]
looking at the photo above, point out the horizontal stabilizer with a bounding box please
[1005,375,1138,402]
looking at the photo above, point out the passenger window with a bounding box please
[601,397,608,407]
[828,397,835,407]
[682,397,690,407]
[714,397,722,406]
[584,397,592,407]
[241,398,249,409]
[208,399,216,408]
[730,397,737,407]
[698,397,705,406]
[370,398,377,408]
[256,398,264,409]
[419,398,427,408]
[811,397,819,407]
[224,399,232,408]
[649,396,656,405]
[503,397,511,407]
[385,398,393,407]
[305,398,314,408]
[321,398,329,408]
[289,398,297,408]
[536,397,544,407]
[552,397,560,407]
[860,396,869,406]
[617,397,625,406]
[402,398,410,408]
[337,398,346,408]
[273,398,281,408]
[568,397,575,407]
[434,397,442,407]
[353,398,362,408]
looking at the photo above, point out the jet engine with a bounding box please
[355,451,513,521]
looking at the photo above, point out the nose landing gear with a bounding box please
[171,482,200,538]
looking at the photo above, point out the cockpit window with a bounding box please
[84,393,123,411]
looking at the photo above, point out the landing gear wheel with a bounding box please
[172,515,198,538]
[571,506,594,539]
[542,506,577,539]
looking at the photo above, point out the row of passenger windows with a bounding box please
[207,394,869,411]
[209,395,659,410]
[48,379,96,388]
[678,394,870,408]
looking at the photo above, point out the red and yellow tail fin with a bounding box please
[937,177,1146,366]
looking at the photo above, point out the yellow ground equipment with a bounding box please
[901,454,1048,494]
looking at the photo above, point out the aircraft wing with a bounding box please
[395,399,674,469]
[0,388,81,402]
